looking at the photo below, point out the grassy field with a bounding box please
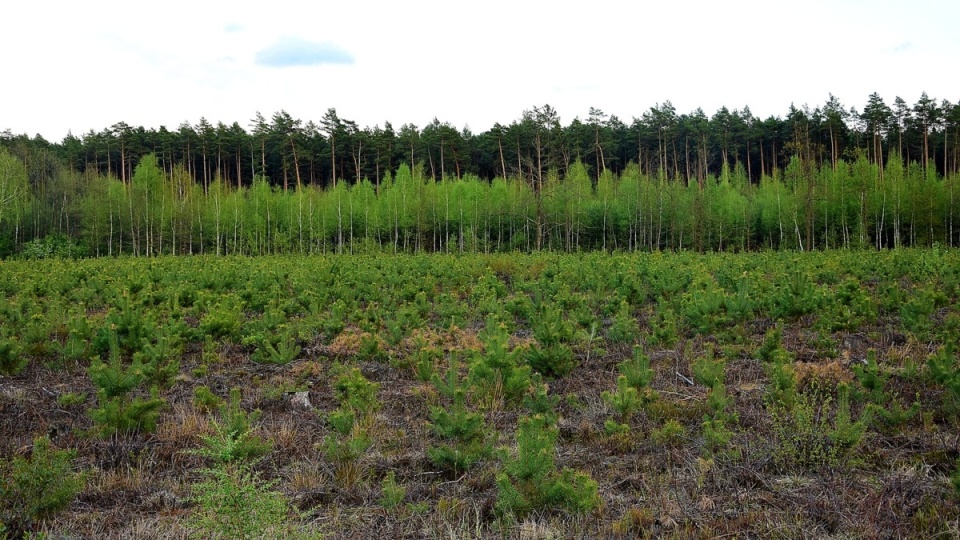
[1,250,959,538]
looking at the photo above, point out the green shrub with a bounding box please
[602,375,642,421]
[255,328,301,365]
[691,344,726,388]
[652,419,687,447]
[469,317,534,406]
[428,356,491,473]
[607,300,639,344]
[527,306,576,378]
[774,269,822,319]
[193,386,222,412]
[495,415,600,517]
[0,437,85,538]
[196,388,272,464]
[379,471,406,509]
[87,351,165,436]
[0,336,26,376]
[769,384,868,471]
[853,349,920,431]
[928,324,960,420]
[187,461,316,540]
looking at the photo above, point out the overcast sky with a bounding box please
[3,0,958,142]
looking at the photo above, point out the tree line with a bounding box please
[0,93,958,256]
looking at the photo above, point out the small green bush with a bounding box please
[0,336,26,376]
[379,471,406,509]
[0,437,85,538]
[187,461,316,540]
[769,384,868,471]
[196,388,272,464]
[495,415,600,517]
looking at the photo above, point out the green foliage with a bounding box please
[88,350,147,399]
[255,328,301,365]
[56,391,87,407]
[495,415,600,517]
[414,345,441,382]
[379,471,406,509]
[757,322,789,363]
[527,306,576,378]
[769,384,868,471]
[602,375,642,421]
[853,349,920,431]
[607,300,639,344]
[952,461,960,497]
[701,381,736,457]
[133,328,182,390]
[428,356,491,473]
[691,344,726,388]
[774,269,822,319]
[469,317,534,406]
[649,304,679,347]
[619,345,655,391]
[928,327,960,419]
[652,419,687,447]
[765,355,798,410]
[0,437,85,538]
[333,367,380,417]
[187,461,316,540]
[199,297,244,341]
[323,367,379,487]
[818,277,877,331]
[195,388,272,464]
[0,336,26,376]
[88,390,165,436]
[193,386,222,412]
[87,351,165,436]
[900,286,941,338]
[18,234,87,260]
[522,382,560,422]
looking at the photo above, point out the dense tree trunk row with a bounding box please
[1,146,956,257]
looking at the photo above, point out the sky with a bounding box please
[2,0,958,142]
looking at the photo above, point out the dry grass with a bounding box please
[3,282,960,538]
